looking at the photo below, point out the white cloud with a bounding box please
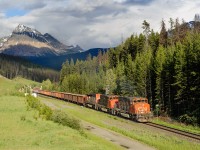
[0,0,199,49]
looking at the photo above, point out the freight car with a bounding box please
[33,89,152,122]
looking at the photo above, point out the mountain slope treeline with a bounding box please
[58,17,200,125]
[0,54,59,82]
[26,48,108,70]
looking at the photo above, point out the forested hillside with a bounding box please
[59,17,200,125]
[0,54,59,82]
[27,48,108,70]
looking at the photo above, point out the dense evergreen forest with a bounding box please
[58,16,200,125]
[0,54,59,82]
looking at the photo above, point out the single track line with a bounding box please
[145,122,200,141]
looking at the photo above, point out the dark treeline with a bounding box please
[0,54,59,82]
[59,16,200,125]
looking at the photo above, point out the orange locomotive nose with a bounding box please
[134,103,150,114]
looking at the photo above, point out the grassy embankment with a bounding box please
[151,118,200,135]
[39,96,200,150]
[0,77,122,150]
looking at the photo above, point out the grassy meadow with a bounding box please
[39,96,200,150]
[0,77,122,150]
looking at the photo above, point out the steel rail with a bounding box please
[145,122,200,141]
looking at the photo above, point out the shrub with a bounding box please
[179,114,197,125]
[39,104,53,120]
[26,96,82,131]
[26,95,41,110]
[51,110,81,130]
[20,115,26,121]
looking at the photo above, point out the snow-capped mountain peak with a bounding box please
[0,24,83,57]
[13,24,42,36]
[17,24,26,32]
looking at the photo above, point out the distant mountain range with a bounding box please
[0,24,83,57]
[0,24,109,70]
[26,48,108,70]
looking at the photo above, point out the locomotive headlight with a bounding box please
[138,107,144,113]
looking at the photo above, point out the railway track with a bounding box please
[145,122,200,141]
[38,94,200,142]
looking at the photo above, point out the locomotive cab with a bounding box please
[132,98,151,122]
[118,97,151,122]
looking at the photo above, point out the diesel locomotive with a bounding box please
[33,89,152,122]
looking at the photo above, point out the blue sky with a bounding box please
[0,0,199,49]
[5,9,28,17]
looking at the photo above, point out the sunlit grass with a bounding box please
[40,96,200,150]
[0,96,122,150]
[0,76,39,96]
[0,77,122,150]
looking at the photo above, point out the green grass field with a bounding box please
[0,76,38,96]
[1,76,199,150]
[39,96,200,150]
[151,118,200,135]
[0,77,122,150]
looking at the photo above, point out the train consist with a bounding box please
[33,89,152,122]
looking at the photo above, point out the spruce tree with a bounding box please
[159,19,168,47]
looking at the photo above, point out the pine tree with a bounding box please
[149,30,160,56]
[60,60,70,82]
[174,18,180,43]
[159,19,168,47]
[173,41,186,116]
[105,69,117,94]
[168,18,175,46]
[142,20,151,45]
[133,48,152,97]
[154,46,167,112]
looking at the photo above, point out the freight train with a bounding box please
[33,89,152,122]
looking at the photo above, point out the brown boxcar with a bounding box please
[60,92,65,99]
[51,91,57,98]
[63,93,71,101]
[77,94,88,105]
[68,94,73,101]
[62,93,87,105]
[71,94,78,103]
[41,90,51,96]
[56,92,62,99]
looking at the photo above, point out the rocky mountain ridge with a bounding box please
[0,24,83,57]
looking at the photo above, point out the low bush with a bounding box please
[26,96,82,131]
[26,95,41,110]
[39,104,53,120]
[179,114,197,126]
[51,110,81,130]
[20,115,26,121]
